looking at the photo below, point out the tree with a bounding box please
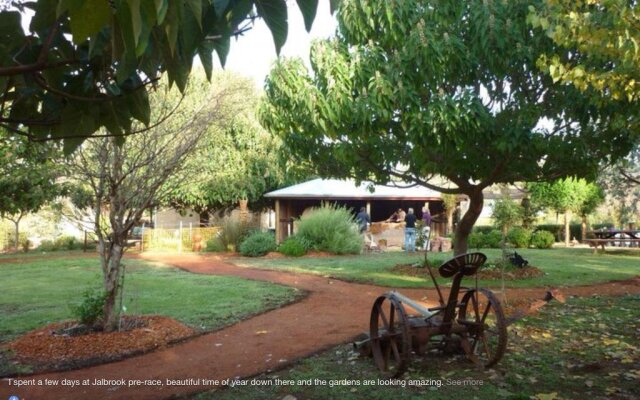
[492,196,523,236]
[529,178,602,245]
[67,78,238,331]
[0,135,63,249]
[441,194,457,235]
[598,151,640,227]
[260,0,636,255]
[530,0,640,102]
[160,72,293,217]
[0,0,337,151]
[616,145,640,185]
[578,183,605,239]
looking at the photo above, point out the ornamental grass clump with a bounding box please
[296,204,363,254]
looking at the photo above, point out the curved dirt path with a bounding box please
[1,253,639,400]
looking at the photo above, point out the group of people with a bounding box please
[355,206,432,252]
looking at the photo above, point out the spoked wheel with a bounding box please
[369,293,411,377]
[458,288,507,368]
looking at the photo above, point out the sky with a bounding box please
[215,1,338,87]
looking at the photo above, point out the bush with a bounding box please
[296,204,363,254]
[535,223,582,241]
[54,235,81,250]
[239,231,277,257]
[507,227,532,248]
[530,230,555,249]
[278,235,310,257]
[484,230,503,248]
[468,232,485,249]
[72,289,107,326]
[205,238,226,252]
[7,232,29,250]
[473,226,495,234]
[38,239,57,251]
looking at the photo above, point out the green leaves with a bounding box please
[530,0,640,101]
[296,0,318,32]
[261,0,634,223]
[64,0,112,43]
[255,0,288,54]
[0,0,329,144]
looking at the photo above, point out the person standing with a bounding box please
[421,206,432,251]
[356,207,371,233]
[404,208,417,252]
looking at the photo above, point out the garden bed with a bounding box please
[5,315,195,374]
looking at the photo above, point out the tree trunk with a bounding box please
[581,215,587,241]
[14,219,19,252]
[564,210,571,247]
[11,213,23,252]
[100,241,124,332]
[453,190,484,255]
[445,209,454,235]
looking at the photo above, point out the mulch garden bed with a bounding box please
[4,316,195,374]
[391,264,545,280]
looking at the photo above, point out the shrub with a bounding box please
[72,289,107,326]
[296,204,363,254]
[278,235,310,257]
[7,232,29,250]
[473,226,495,234]
[530,230,555,249]
[239,230,277,257]
[484,230,503,248]
[535,223,583,241]
[468,232,485,249]
[54,235,81,250]
[38,239,57,251]
[507,227,532,248]
[205,238,226,252]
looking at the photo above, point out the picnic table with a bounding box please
[582,230,640,253]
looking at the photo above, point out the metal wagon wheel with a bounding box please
[458,288,507,368]
[369,293,411,377]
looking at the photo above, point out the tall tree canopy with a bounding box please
[160,72,296,216]
[260,0,637,254]
[530,0,640,101]
[0,0,337,151]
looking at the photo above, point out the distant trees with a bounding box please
[529,178,604,245]
[160,73,295,217]
[0,135,64,250]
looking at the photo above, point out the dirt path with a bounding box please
[1,253,639,400]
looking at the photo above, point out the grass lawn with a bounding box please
[194,294,640,400]
[0,254,300,344]
[232,248,640,288]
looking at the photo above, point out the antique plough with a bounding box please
[364,252,563,377]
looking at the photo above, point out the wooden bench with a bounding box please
[582,238,640,253]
